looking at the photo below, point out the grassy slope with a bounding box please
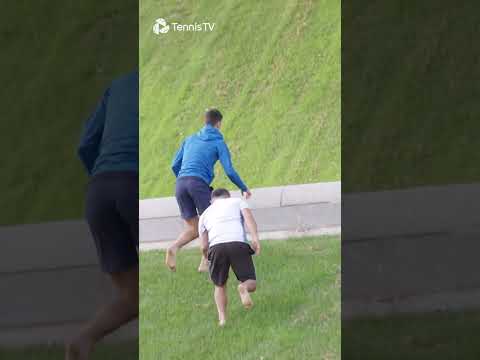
[343,311,480,359]
[0,1,137,225]
[140,236,340,360]
[140,0,340,198]
[343,2,480,192]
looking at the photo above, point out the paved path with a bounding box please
[0,221,137,346]
[139,181,341,251]
[343,183,480,318]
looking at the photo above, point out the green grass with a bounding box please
[0,1,137,225]
[0,341,137,360]
[343,311,480,359]
[140,236,340,360]
[140,0,341,198]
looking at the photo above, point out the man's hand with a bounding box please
[242,190,252,199]
[251,239,261,255]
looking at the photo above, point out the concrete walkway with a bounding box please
[0,220,137,346]
[343,183,480,318]
[139,181,341,251]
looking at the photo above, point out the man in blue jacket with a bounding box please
[166,108,251,272]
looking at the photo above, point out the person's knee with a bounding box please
[185,218,199,237]
[120,286,138,313]
[184,226,198,239]
[112,271,139,313]
[246,279,256,292]
[190,226,199,238]
[215,284,226,292]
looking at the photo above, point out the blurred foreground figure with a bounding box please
[66,71,139,360]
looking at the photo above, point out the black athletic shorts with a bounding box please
[85,171,138,273]
[175,176,212,219]
[208,242,256,286]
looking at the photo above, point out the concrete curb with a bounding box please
[139,182,340,219]
[343,288,480,320]
[139,181,341,245]
[140,226,341,251]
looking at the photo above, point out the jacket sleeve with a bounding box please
[217,141,248,192]
[77,88,109,175]
[171,140,185,177]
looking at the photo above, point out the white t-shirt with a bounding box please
[198,197,250,247]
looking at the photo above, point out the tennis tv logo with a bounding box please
[153,18,215,35]
[153,18,170,34]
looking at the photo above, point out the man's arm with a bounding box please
[198,216,209,257]
[171,140,185,177]
[77,88,109,175]
[241,208,260,255]
[199,230,209,258]
[218,142,250,197]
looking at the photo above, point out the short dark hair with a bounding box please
[205,108,223,126]
[211,188,230,199]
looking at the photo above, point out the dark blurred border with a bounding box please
[342,1,479,358]
[0,1,138,358]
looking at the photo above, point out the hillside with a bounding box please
[140,0,341,198]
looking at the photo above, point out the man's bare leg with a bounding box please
[165,217,199,271]
[214,285,228,326]
[237,279,256,309]
[65,267,139,360]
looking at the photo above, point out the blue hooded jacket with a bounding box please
[78,71,139,176]
[172,124,248,192]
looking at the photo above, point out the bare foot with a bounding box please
[65,336,92,360]
[219,318,226,327]
[237,284,253,309]
[165,246,177,272]
[197,256,209,273]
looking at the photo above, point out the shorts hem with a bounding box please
[237,274,256,282]
[181,213,199,220]
[101,259,139,274]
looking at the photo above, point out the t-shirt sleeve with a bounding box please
[239,199,250,210]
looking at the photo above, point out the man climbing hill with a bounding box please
[166,108,251,272]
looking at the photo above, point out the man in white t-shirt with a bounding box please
[198,188,261,326]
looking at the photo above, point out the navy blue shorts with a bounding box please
[86,171,139,273]
[175,176,212,219]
